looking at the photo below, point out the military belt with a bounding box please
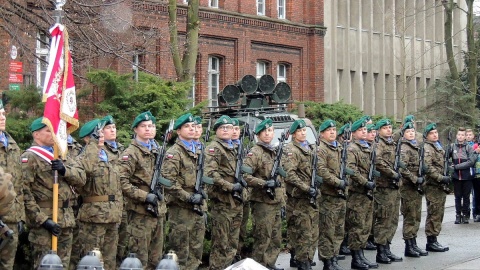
[37,199,72,208]
[82,195,116,203]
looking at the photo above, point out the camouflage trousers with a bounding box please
[236,201,250,257]
[208,201,243,270]
[317,194,346,260]
[29,226,73,269]
[116,208,128,268]
[374,187,400,245]
[0,222,19,269]
[250,201,282,268]
[168,205,205,270]
[346,192,373,250]
[400,185,423,239]
[424,185,447,237]
[286,197,318,262]
[126,210,164,270]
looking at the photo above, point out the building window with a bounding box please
[132,49,145,82]
[256,61,269,78]
[277,64,287,82]
[209,0,218,8]
[208,56,221,107]
[36,31,50,89]
[257,0,265,16]
[278,0,286,19]
[183,0,188,3]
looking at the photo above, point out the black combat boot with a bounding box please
[365,235,377,250]
[310,259,316,266]
[454,214,462,224]
[385,242,403,262]
[297,260,311,270]
[350,250,369,270]
[339,236,351,255]
[290,249,298,267]
[404,239,420,257]
[331,256,346,270]
[375,244,391,264]
[322,258,335,270]
[412,238,428,256]
[426,236,449,252]
[336,254,346,260]
[359,249,378,268]
[463,213,470,224]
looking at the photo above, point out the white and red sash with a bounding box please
[26,146,54,164]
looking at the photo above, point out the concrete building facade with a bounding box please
[323,0,467,119]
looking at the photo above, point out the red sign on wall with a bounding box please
[8,73,23,83]
[9,61,23,73]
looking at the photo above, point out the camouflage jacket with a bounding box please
[104,141,125,163]
[67,139,83,159]
[118,139,166,215]
[243,142,285,204]
[162,138,205,210]
[21,143,85,228]
[74,141,123,223]
[205,138,245,205]
[424,140,445,187]
[0,167,16,217]
[375,136,397,188]
[317,139,344,197]
[400,139,420,187]
[0,132,25,223]
[347,140,371,194]
[283,141,313,199]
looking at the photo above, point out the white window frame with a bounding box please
[257,0,265,16]
[187,76,196,109]
[208,56,220,107]
[36,31,50,89]
[278,0,286,19]
[256,61,268,78]
[277,64,287,82]
[209,0,218,8]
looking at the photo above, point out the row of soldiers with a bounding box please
[0,100,453,270]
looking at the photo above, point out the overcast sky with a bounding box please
[475,0,480,14]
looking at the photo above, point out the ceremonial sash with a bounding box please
[26,146,54,164]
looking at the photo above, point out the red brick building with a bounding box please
[0,0,325,107]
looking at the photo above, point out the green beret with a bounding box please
[193,116,202,125]
[375,118,392,130]
[319,119,336,132]
[213,115,233,131]
[367,124,377,132]
[351,118,366,132]
[404,115,414,124]
[174,113,194,130]
[30,117,46,132]
[337,123,350,136]
[403,122,415,131]
[132,111,156,129]
[231,118,240,126]
[79,119,100,138]
[289,119,306,134]
[424,123,437,137]
[0,100,3,110]
[102,115,115,126]
[255,119,273,134]
[360,115,371,124]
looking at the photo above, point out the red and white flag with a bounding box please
[42,23,79,158]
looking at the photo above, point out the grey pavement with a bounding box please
[272,194,480,270]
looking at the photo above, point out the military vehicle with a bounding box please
[203,74,318,146]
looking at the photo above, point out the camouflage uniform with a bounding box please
[373,136,400,245]
[69,140,123,270]
[346,139,373,250]
[283,140,318,264]
[243,142,285,268]
[316,139,346,260]
[162,138,205,270]
[399,139,422,240]
[0,132,25,269]
[21,143,85,269]
[424,141,447,237]
[67,136,82,270]
[0,167,15,216]
[118,139,166,270]
[205,138,244,270]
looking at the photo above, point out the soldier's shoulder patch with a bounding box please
[21,157,28,163]
[247,152,253,157]
[167,154,174,159]
[122,155,129,161]
[208,148,215,153]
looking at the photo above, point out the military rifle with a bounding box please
[146,119,174,217]
[233,122,251,202]
[392,129,404,189]
[338,123,352,200]
[366,134,380,200]
[417,138,426,195]
[266,129,289,200]
[0,220,13,250]
[193,118,214,216]
[442,131,453,194]
[309,128,323,208]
